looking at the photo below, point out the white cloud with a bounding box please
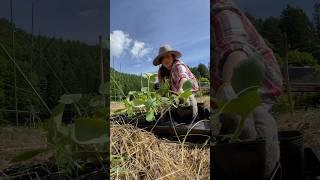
[110,30,132,58]
[110,30,152,59]
[130,41,152,58]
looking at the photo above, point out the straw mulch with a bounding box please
[110,123,210,180]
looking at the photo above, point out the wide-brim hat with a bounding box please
[153,44,182,66]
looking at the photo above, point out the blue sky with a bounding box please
[110,0,210,74]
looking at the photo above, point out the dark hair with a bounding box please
[158,65,171,83]
[158,54,177,83]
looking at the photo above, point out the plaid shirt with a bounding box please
[211,0,283,103]
[158,60,199,93]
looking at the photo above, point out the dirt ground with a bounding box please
[1,97,319,175]
[110,101,125,114]
[0,127,47,170]
[276,109,320,147]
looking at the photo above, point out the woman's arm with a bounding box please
[222,50,248,83]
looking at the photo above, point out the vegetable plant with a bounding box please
[118,73,193,122]
[11,83,109,176]
[212,56,266,143]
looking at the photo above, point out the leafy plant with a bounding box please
[11,83,109,176]
[122,73,193,122]
[212,58,265,143]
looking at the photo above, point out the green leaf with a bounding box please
[51,103,65,128]
[231,57,265,94]
[71,123,108,144]
[127,106,134,116]
[141,87,149,93]
[112,108,126,114]
[146,110,155,122]
[220,87,262,120]
[89,96,104,107]
[11,148,48,163]
[59,94,82,104]
[149,74,157,82]
[180,90,192,99]
[143,73,152,78]
[57,125,69,136]
[133,98,145,106]
[159,80,170,96]
[73,117,108,143]
[160,97,170,103]
[182,80,192,91]
[144,98,156,109]
[128,91,136,95]
[99,82,108,95]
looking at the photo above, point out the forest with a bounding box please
[110,63,209,98]
[246,4,320,67]
[0,18,105,123]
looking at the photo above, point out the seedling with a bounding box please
[121,73,193,122]
[212,55,266,143]
[11,83,109,176]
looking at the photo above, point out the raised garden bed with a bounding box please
[111,103,211,143]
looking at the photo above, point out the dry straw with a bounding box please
[110,122,210,180]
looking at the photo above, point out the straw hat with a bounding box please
[153,45,182,66]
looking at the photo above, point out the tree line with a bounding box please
[110,64,209,99]
[246,3,320,67]
[0,18,104,120]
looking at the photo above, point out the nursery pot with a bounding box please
[173,105,194,124]
[197,103,210,120]
[278,130,304,180]
[211,139,270,180]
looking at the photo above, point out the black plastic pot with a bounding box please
[197,103,210,120]
[211,139,270,180]
[174,105,194,124]
[305,147,320,177]
[278,130,304,180]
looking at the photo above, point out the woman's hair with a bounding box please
[158,54,177,83]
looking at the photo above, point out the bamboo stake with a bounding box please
[283,33,295,119]
[99,36,106,107]
[0,42,52,114]
[10,0,19,126]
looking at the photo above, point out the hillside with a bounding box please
[0,18,106,122]
[110,68,148,98]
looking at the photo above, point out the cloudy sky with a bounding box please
[110,0,210,74]
[1,0,316,75]
[0,0,108,45]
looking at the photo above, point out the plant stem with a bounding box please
[229,117,245,143]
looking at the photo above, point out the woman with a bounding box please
[212,0,282,177]
[153,44,199,123]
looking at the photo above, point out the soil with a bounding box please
[0,127,48,170]
[110,101,125,114]
[275,109,320,147]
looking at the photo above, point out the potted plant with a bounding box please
[116,73,194,125]
[9,83,109,179]
[210,57,276,179]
